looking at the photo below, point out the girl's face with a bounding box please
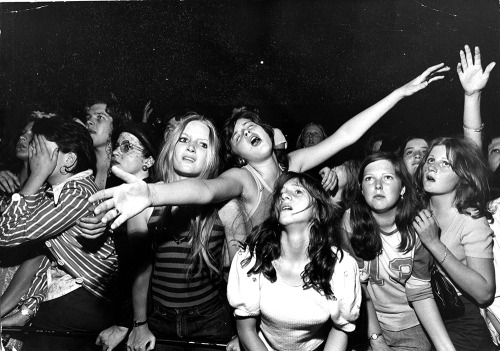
[173,121,210,179]
[422,145,460,196]
[16,121,35,161]
[230,118,273,162]
[85,103,113,148]
[402,138,428,175]
[111,132,148,177]
[487,137,500,172]
[277,178,314,226]
[302,124,324,148]
[362,159,405,214]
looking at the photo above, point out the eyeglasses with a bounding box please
[114,140,145,154]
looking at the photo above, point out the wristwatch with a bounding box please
[368,333,383,341]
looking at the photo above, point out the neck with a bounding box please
[429,191,457,219]
[372,207,397,232]
[247,153,281,184]
[19,161,29,186]
[280,224,310,263]
[49,172,73,187]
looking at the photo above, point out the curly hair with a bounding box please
[242,172,343,299]
[155,113,223,278]
[414,137,492,221]
[222,107,288,171]
[350,152,422,261]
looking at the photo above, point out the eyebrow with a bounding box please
[232,121,250,138]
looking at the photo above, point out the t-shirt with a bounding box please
[228,247,361,351]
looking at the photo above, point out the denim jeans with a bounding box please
[149,296,234,351]
[382,324,431,351]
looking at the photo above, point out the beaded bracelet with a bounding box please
[440,246,449,265]
[463,122,484,132]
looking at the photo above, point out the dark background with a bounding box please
[0,0,498,162]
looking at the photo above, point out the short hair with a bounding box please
[222,107,276,168]
[295,122,327,149]
[32,117,96,175]
[415,137,491,220]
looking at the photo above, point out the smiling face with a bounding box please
[16,121,35,161]
[111,132,149,177]
[173,120,210,178]
[277,178,315,226]
[422,145,460,196]
[402,138,428,175]
[85,103,113,148]
[488,137,500,172]
[302,124,324,148]
[361,159,405,214]
[229,118,273,163]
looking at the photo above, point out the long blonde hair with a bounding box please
[155,113,222,277]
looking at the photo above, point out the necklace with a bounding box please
[379,227,398,236]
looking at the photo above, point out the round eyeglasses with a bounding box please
[115,140,145,154]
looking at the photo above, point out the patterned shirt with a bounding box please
[0,171,118,303]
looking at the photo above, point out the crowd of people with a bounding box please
[0,44,498,351]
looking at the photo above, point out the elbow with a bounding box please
[475,286,495,306]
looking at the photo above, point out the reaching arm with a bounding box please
[91,166,249,230]
[458,45,496,149]
[362,285,393,351]
[288,63,450,172]
[413,298,456,351]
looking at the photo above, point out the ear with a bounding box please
[64,152,77,172]
[144,156,154,169]
[400,186,406,197]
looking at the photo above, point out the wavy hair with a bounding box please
[242,172,342,299]
[350,152,422,261]
[155,113,223,277]
[339,159,362,212]
[415,137,492,220]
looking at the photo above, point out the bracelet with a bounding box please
[132,319,148,328]
[439,246,449,265]
[463,123,484,132]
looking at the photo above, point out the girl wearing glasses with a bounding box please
[413,137,495,351]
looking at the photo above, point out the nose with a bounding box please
[375,179,383,190]
[414,151,422,160]
[86,117,94,127]
[186,142,196,152]
[280,191,291,201]
[112,147,120,157]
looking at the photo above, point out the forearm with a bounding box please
[236,318,268,351]
[462,92,483,149]
[323,327,348,351]
[363,285,390,349]
[0,255,44,317]
[132,263,152,321]
[413,298,455,351]
[427,241,494,304]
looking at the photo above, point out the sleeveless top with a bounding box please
[243,165,276,229]
[148,206,225,308]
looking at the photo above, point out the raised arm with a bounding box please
[90,166,249,229]
[458,45,496,149]
[288,63,450,173]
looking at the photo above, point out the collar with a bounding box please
[51,170,93,205]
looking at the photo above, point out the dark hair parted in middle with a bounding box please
[242,172,343,299]
[350,152,422,261]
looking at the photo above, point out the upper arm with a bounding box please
[218,199,249,264]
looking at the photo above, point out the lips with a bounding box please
[249,134,261,147]
[182,156,196,163]
[373,195,385,200]
[281,205,293,211]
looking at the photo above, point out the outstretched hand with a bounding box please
[458,45,496,96]
[397,63,450,97]
[88,166,152,229]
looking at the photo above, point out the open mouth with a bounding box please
[250,134,261,147]
[281,205,293,211]
[182,156,195,163]
[425,174,435,182]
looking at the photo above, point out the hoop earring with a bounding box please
[142,165,148,171]
[59,166,68,175]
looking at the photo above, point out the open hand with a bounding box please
[458,45,496,96]
[397,63,450,97]
[89,166,152,229]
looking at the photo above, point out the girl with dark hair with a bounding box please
[0,117,118,351]
[345,153,454,351]
[331,159,362,211]
[90,64,449,233]
[228,172,360,351]
[413,137,495,351]
[400,137,429,176]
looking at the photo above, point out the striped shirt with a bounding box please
[0,171,118,303]
[149,206,225,308]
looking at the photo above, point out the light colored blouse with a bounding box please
[228,247,361,351]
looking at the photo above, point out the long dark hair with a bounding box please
[415,137,492,221]
[350,152,422,261]
[242,172,342,299]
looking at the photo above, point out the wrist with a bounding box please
[464,90,482,97]
[132,319,148,328]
